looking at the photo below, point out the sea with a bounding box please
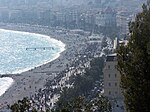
[0,29,65,96]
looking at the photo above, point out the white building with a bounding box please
[103,54,122,99]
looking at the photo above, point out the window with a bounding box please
[115,83,117,86]
[108,65,110,69]
[108,83,111,86]
[109,91,111,95]
[108,74,110,78]
[115,91,118,94]
[115,65,117,69]
[115,74,117,78]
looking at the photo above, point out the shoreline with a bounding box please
[0,77,14,97]
[0,23,88,108]
[0,28,66,75]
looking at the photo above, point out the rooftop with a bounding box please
[106,53,117,61]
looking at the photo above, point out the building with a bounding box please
[0,7,9,22]
[95,12,105,27]
[116,10,132,36]
[94,0,101,7]
[103,53,122,99]
[87,34,103,44]
[103,38,128,110]
[104,7,117,28]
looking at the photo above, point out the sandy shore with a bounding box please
[0,23,88,108]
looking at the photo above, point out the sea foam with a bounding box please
[0,77,14,96]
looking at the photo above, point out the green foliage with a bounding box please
[10,97,31,112]
[117,4,150,112]
[55,95,111,112]
[10,97,39,112]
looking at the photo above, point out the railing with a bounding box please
[26,47,54,50]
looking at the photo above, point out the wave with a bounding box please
[0,77,14,97]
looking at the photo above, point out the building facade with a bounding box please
[103,54,122,99]
[104,7,117,28]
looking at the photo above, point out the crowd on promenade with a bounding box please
[28,37,102,111]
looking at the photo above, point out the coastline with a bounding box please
[0,23,88,108]
[0,77,14,97]
[0,28,66,75]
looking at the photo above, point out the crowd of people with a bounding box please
[28,34,103,111]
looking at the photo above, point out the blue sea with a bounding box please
[0,29,65,96]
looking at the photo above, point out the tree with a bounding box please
[55,95,111,112]
[10,97,33,112]
[91,95,111,112]
[117,3,150,112]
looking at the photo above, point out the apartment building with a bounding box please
[103,53,122,99]
[104,7,117,28]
